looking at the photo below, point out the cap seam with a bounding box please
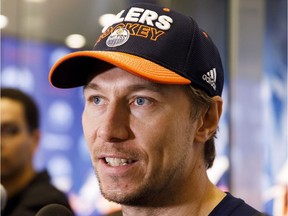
[183,17,197,74]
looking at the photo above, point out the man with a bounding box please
[49,3,262,216]
[1,88,73,216]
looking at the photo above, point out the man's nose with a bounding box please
[97,102,131,142]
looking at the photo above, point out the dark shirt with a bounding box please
[1,170,73,216]
[209,192,263,216]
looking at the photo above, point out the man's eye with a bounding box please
[92,96,102,105]
[135,97,149,106]
[1,125,21,137]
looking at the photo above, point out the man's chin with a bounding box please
[100,186,156,207]
[100,187,138,205]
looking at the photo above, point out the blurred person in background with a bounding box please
[0,88,73,216]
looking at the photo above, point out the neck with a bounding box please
[121,171,226,216]
[1,165,36,198]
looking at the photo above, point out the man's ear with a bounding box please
[194,96,223,143]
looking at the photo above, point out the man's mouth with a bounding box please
[104,157,135,167]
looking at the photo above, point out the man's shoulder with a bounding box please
[3,170,72,216]
[25,170,69,202]
[22,170,72,209]
[209,192,262,216]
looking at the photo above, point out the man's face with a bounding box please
[82,68,204,206]
[0,98,37,180]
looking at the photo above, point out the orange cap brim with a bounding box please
[49,50,191,88]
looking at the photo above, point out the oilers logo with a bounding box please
[96,6,173,45]
[106,28,130,47]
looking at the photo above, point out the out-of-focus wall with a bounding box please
[229,0,287,215]
[229,0,266,208]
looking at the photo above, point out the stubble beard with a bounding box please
[93,153,189,207]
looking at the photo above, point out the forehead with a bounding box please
[87,67,152,85]
[84,67,183,93]
[1,98,25,124]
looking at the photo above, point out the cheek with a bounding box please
[145,114,196,162]
[82,110,97,150]
[134,114,192,159]
[5,135,33,164]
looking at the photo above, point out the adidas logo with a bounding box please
[202,68,217,90]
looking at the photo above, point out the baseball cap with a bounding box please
[49,3,224,97]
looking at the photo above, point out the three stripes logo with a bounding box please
[202,68,217,90]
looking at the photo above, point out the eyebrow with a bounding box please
[83,83,100,91]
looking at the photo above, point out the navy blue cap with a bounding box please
[49,3,224,97]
